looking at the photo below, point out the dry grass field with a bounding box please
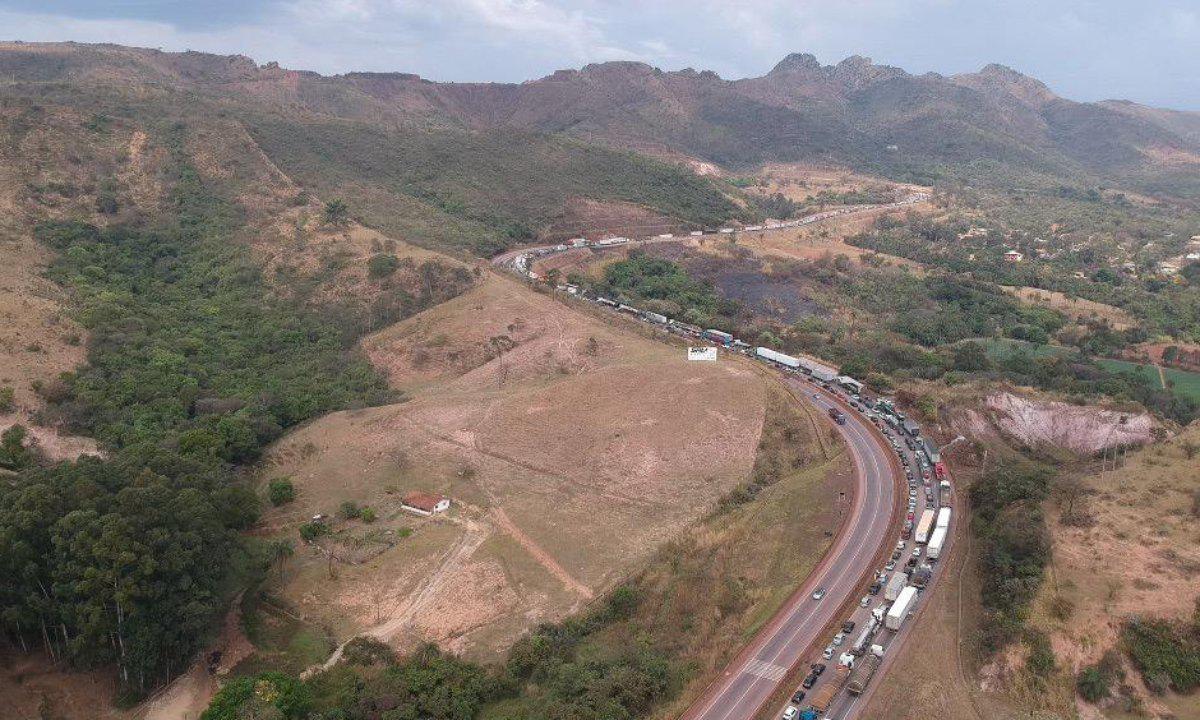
[1002,285,1136,331]
[745,163,929,204]
[867,384,1197,720]
[1028,425,1200,719]
[257,272,778,662]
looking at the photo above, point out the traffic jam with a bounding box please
[501,227,954,720]
[779,393,953,720]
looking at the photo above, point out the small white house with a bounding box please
[402,492,451,516]
[1003,250,1024,263]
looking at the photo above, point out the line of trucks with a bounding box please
[507,231,952,720]
[799,505,954,718]
[549,193,930,251]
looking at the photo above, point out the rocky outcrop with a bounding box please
[964,391,1157,455]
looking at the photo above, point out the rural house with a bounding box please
[402,491,451,516]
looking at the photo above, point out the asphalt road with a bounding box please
[490,196,929,274]
[489,199,952,720]
[679,381,899,720]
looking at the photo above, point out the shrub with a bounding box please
[1077,666,1109,702]
[341,636,396,666]
[606,586,640,620]
[0,386,13,412]
[268,478,296,506]
[1025,629,1057,681]
[299,521,329,542]
[322,199,349,226]
[200,671,311,720]
[367,253,400,278]
[1121,617,1200,694]
[359,506,377,523]
[338,500,362,520]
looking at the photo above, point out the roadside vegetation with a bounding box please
[580,251,739,330]
[587,244,1197,423]
[968,456,1056,650]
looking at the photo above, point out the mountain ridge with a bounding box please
[2,41,1197,192]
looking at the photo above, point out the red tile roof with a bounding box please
[402,492,446,513]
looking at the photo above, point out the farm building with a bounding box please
[402,492,451,516]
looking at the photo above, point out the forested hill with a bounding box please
[3,42,1197,196]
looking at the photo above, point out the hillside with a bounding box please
[255,274,773,659]
[3,42,1199,202]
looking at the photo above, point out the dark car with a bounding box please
[791,690,806,703]
[802,673,818,689]
[868,581,882,595]
[812,663,827,675]
[841,620,856,634]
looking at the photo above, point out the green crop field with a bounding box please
[1096,358,1200,402]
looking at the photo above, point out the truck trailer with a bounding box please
[927,526,947,560]
[885,586,918,631]
[808,665,851,714]
[936,507,952,529]
[883,573,907,602]
[910,565,933,589]
[703,329,733,345]
[846,650,883,695]
[810,366,839,383]
[755,346,801,369]
[938,480,952,505]
[914,509,936,544]
[851,619,878,655]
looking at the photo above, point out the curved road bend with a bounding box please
[490,197,929,272]
[680,380,899,720]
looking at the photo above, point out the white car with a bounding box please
[812,587,827,600]
[832,632,845,646]
[860,595,871,607]
[913,547,922,557]
[823,645,834,660]
[782,707,798,720]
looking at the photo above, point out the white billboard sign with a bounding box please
[688,347,717,361]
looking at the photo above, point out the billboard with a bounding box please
[687,347,717,361]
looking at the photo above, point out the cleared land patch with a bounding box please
[741,163,929,204]
[257,273,774,662]
[1001,285,1135,331]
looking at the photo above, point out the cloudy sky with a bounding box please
[3,1,1198,110]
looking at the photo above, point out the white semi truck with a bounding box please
[936,507,952,529]
[883,572,907,602]
[755,346,801,369]
[927,526,948,560]
[885,586,918,631]
[914,508,936,543]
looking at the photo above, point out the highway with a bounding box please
[490,194,929,275]
[680,382,899,720]
[491,197,953,720]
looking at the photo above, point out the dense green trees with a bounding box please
[0,128,423,698]
[200,586,674,720]
[0,449,252,693]
[970,459,1056,650]
[589,252,738,327]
